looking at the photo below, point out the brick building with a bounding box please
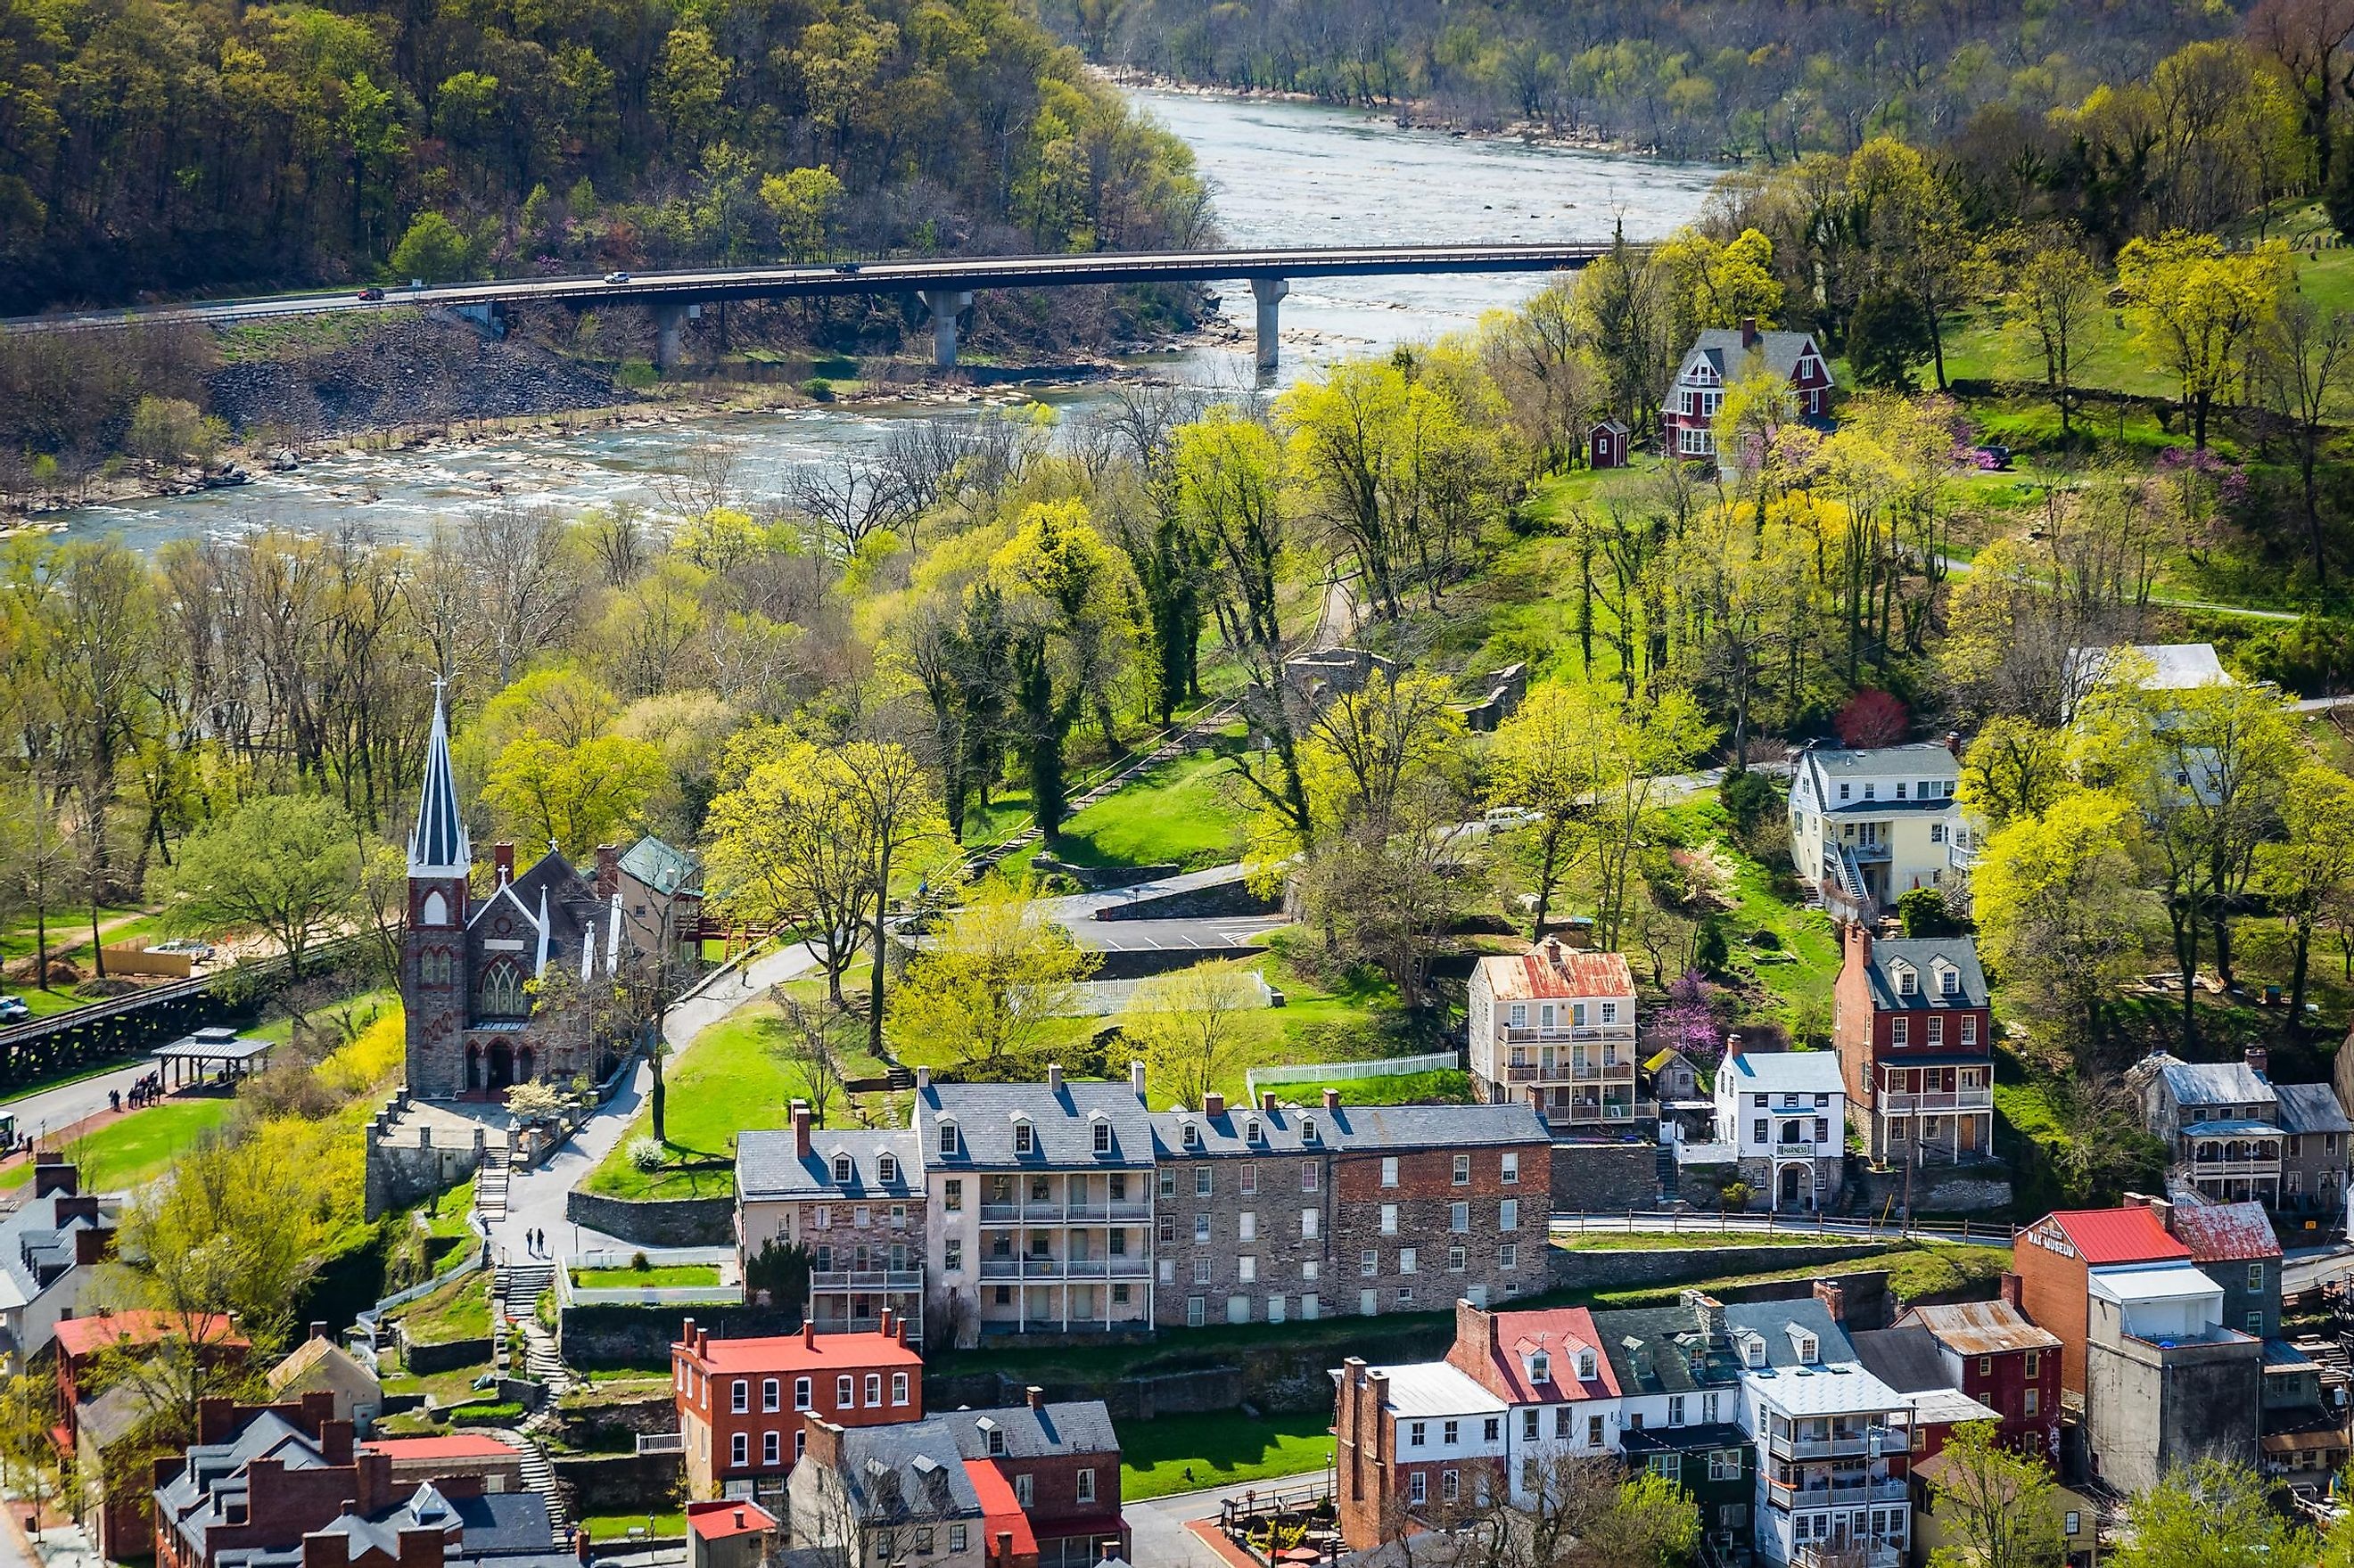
[1895,1285,2063,1463]
[942,1393,1126,1568]
[54,1310,248,1560]
[672,1318,922,1507]
[1150,1089,1551,1327]
[1333,1356,1510,1552]
[737,1104,926,1342]
[2012,1204,2189,1398]
[1464,942,1640,1131]
[1831,926,1994,1170]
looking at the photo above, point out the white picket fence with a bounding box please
[1246,1050,1461,1104]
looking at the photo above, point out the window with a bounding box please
[1013,1120,1035,1154]
[1500,1199,1519,1231]
[1182,1121,1200,1150]
[1014,1474,1033,1506]
[1194,1213,1210,1244]
[1302,1119,1319,1146]
[1410,1473,1428,1506]
[1301,1163,1318,1192]
[985,1425,1005,1457]
[1187,1295,1206,1326]
[1587,1415,1604,1447]
[1928,1017,1944,1047]
[1891,1017,1910,1047]
[865,1374,882,1407]
[1442,1419,1460,1445]
[833,1153,852,1184]
[2248,1311,2266,1334]
[1239,1211,1258,1241]
[1940,968,1959,996]
[1484,1416,1500,1443]
[794,1376,811,1409]
[1501,1243,1518,1270]
[1601,1002,1618,1024]
[945,1237,963,1272]
[1196,1168,1214,1198]
[1453,1154,1471,1186]
[1509,1003,1527,1028]
[1962,1016,1979,1047]
[2024,1387,2040,1416]
[1398,1287,1416,1308]
[1448,1245,1467,1272]
[1076,1468,1096,1505]
[1930,822,1946,843]
[1668,1395,1686,1426]
[1361,1249,1379,1277]
[1753,1120,1768,1145]
[1555,1408,1573,1439]
[1094,1121,1112,1154]
[761,1378,779,1412]
[731,1379,748,1414]
[1238,1254,1260,1283]
[1522,1409,1541,1441]
[1400,1247,1418,1275]
[915,1529,934,1555]
[1451,1202,1470,1233]
[1442,1470,1460,1504]
[1381,1203,1399,1235]
[1381,1157,1399,1187]
[878,1153,897,1184]
[795,1431,806,1461]
[1247,1119,1264,1146]
[1815,1118,1829,1144]
[938,1120,958,1155]
[950,1526,967,1554]
[2065,1512,2082,1538]
[730,1433,747,1467]
[836,1375,854,1407]
[1577,1349,1595,1380]
[762,1431,780,1465]
[2249,1262,2266,1290]
[893,1373,910,1405]
[1410,1421,1428,1448]
[1501,1152,1519,1184]
[1240,1163,1258,1196]
[1303,1207,1320,1239]
[1709,1449,1741,1482]
[1648,1454,1676,1480]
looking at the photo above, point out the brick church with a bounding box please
[401,685,704,1100]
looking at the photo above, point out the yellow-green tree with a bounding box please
[889,883,1099,1069]
[2006,236,2104,436]
[2115,1458,2311,1568]
[1974,789,2148,1053]
[1119,960,1268,1110]
[988,499,1135,845]
[761,166,843,260]
[2115,230,2289,447]
[482,731,665,860]
[1925,1423,2066,1568]
[1956,718,2073,833]
[2254,763,2354,1023]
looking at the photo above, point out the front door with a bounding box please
[1779,1164,1803,1206]
[488,1042,514,1090]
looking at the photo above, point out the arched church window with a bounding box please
[420,890,449,926]
[477,961,528,1017]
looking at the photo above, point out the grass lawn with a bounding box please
[1655,793,1841,1041]
[401,1271,492,1343]
[571,1264,721,1288]
[379,1363,498,1404]
[421,1178,479,1243]
[1265,1068,1471,1106]
[1119,1411,1334,1501]
[584,1001,818,1199]
[251,987,400,1047]
[1049,737,1249,873]
[1,1097,237,1191]
[580,1513,687,1542]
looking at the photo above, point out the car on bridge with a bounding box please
[0,996,29,1023]
[835,261,860,275]
[604,270,633,283]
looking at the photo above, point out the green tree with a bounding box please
[889,884,1099,1070]
[704,742,884,1004]
[1973,790,2148,1054]
[155,794,362,979]
[2007,237,2105,437]
[761,167,844,260]
[481,732,665,861]
[988,500,1135,846]
[384,211,474,283]
[1847,291,1934,390]
[1957,718,2074,833]
[1119,960,1268,1109]
[2114,1458,2313,1568]
[1925,1422,2066,1568]
[2115,231,2290,447]
[126,396,219,468]
[2254,763,2354,1024]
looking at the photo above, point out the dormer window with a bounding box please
[1012,1119,1035,1155]
[878,1153,898,1184]
[937,1119,959,1156]
[1182,1121,1200,1150]
[1093,1119,1112,1154]
[1896,967,1917,996]
[1301,1117,1318,1143]
[1939,969,1959,997]
[1247,1119,1264,1145]
[1577,1350,1596,1381]
[1529,1351,1551,1383]
[833,1153,853,1184]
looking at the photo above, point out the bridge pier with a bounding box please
[651,301,702,372]
[921,290,975,367]
[1251,276,1289,375]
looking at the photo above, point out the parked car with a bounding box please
[356,287,384,301]
[603,271,632,283]
[0,996,29,1023]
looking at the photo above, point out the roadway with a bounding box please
[4,242,1616,332]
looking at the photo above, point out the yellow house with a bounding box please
[1912,1449,2101,1567]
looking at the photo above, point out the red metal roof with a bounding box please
[686,1501,777,1541]
[1462,1308,1622,1404]
[2044,1208,2191,1266]
[962,1458,1039,1559]
[361,1434,519,1460]
[2169,1202,2282,1262]
[54,1310,243,1360]
[675,1327,921,1376]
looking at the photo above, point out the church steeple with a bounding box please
[408,677,471,877]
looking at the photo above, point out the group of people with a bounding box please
[111,1072,166,1113]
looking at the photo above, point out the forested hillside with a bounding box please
[1047,0,2248,161]
[0,0,1209,312]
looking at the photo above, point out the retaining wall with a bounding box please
[1545,1239,1893,1297]
[1550,1143,1660,1212]
[564,1190,734,1248]
[1850,1165,2015,1216]
[551,1450,685,1514]
[559,1301,802,1368]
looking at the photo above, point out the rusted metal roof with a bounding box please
[1478,944,1635,1002]
[2169,1200,2281,1262]
[1901,1300,2062,1357]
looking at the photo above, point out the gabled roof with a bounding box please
[834,1421,984,1523]
[265,1334,374,1398]
[1590,1301,1742,1396]
[2065,643,2231,696]
[687,1501,776,1542]
[2274,1082,2350,1137]
[1857,938,1989,1012]
[737,1129,920,1201]
[942,1400,1118,1460]
[1461,1308,1622,1405]
[918,1080,1156,1170]
[55,1309,242,1361]
[1148,1101,1546,1159]
[1683,326,1823,385]
[2034,1207,2191,1267]
[1358,1360,1507,1418]
[1848,1326,1949,1394]
[2140,1054,2275,1112]
[619,835,701,897]
[2169,1201,2281,1263]
[1800,743,1959,781]
[1475,945,1636,1003]
[1897,1300,2060,1357]
[675,1328,920,1377]
[1719,1047,1844,1098]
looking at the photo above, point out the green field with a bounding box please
[1264,1068,1471,1106]
[571,1263,721,1288]
[1049,740,1249,873]
[579,1513,687,1542]
[1120,1411,1334,1501]
[400,1271,492,1343]
[0,1097,237,1192]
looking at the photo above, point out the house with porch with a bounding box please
[1466,940,1641,1133]
[1831,926,1994,1173]
[737,1104,926,1343]
[1711,1041,1847,1212]
[2128,1049,2284,1206]
[1786,743,1964,924]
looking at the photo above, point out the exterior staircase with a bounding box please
[474,1163,510,1224]
[494,1260,556,1323]
[1654,1141,1680,1205]
[491,1426,571,1544]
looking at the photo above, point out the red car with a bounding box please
[356,286,385,300]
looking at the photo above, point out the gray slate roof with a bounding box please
[1686,326,1822,383]
[1148,1101,1546,1159]
[1858,938,1989,1012]
[0,1191,111,1309]
[620,834,702,897]
[1848,1326,1949,1393]
[917,1080,1156,1170]
[2274,1082,2351,1137]
[835,1420,984,1523]
[407,690,470,872]
[1722,1299,1857,1370]
[1589,1302,1742,1396]
[739,1129,921,1201]
[945,1400,1119,1460]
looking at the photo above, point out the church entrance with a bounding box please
[488,1042,514,1091]
[465,1045,482,1094]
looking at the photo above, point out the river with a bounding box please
[47,89,1723,550]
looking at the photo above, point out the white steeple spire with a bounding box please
[407,676,472,877]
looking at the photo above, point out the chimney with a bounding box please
[895,1318,908,1346]
[734,1510,745,1530]
[73,1227,111,1266]
[1724,1032,1744,1063]
[916,1065,931,1091]
[197,1396,235,1444]
[1813,1279,1846,1325]
[1844,920,1872,972]
[1025,1385,1044,1411]
[309,1321,329,1341]
[696,1326,710,1356]
[594,843,621,896]
[680,1317,696,1350]
[2000,1270,2023,1311]
[1322,1088,1341,1114]
[1204,1091,1225,1119]
[1740,316,1759,348]
[1262,1091,1279,1113]
[493,842,515,886]
[1943,729,1963,758]
[802,1322,816,1350]
[573,1528,592,1566]
[1047,1063,1063,1092]
[2245,1046,2269,1080]
[792,1099,812,1159]
[879,1308,894,1340]
[1130,1059,1148,1099]
[31,1157,77,1198]
[997,1532,1014,1567]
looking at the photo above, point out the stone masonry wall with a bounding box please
[1549,1143,1659,1212]
[564,1190,735,1247]
[1545,1240,1892,1297]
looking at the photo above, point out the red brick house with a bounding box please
[2012,1206,2190,1398]
[672,1315,922,1508]
[1334,1354,1510,1552]
[54,1309,249,1561]
[1832,925,1995,1170]
[1898,1282,2064,1463]
[1660,319,1833,460]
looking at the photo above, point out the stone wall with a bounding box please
[1708,1269,1897,1332]
[1550,1143,1659,1212]
[564,1190,734,1248]
[1544,1239,1892,1297]
[398,1329,494,1375]
[557,1386,679,1449]
[926,1366,1244,1423]
[1849,1164,2014,1216]
[365,1099,486,1221]
[559,1302,803,1369]
[1091,874,1278,923]
[551,1450,685,1515]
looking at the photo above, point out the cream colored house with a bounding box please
[1465,940,1640,1131]
[1911,1447,2102,1566]
[1787,743,1963,924]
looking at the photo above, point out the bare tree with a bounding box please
[652,441,742,518]
[773,993,852,1125]
[790,456,916,559]
[462,501,578,686]
[2259,292,2352,587]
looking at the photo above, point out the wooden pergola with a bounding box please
[153,1026,275,1088]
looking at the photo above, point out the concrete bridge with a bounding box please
[4,242,1617,373]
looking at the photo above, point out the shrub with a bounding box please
[800,377,834,401]
[627,1137,664,1172]
[630,1251,651,1272]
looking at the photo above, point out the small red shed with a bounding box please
[1589,418,1631,469]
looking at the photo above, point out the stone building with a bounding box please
[737,1104,926,1342]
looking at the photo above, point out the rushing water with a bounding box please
[44,89,1723,550]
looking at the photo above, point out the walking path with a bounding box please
[1127,1478,1326,1568]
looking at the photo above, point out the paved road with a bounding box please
[1126,1478,1323,1568]
[0,1056,166,1138]
[2284,1242,2354,1295]
[5,243,1617,332]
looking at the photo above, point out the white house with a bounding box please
[1786,743,1963,923]
[1713,1044,1848,1213]
[1728,1298,1911,1568]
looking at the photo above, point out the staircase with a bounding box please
[1655,1141,1680,1205]
[495,1260,556,1322]
[475,1162,511,1224]
[518,1318,575,1397]
[492,1426,571,1544]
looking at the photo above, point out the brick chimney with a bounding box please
[2245,1046,2269,1080]
[802,1322,815,1350]
[996,1532,1015,1566]
[573,1528,592,1566]
[594,844,621,897]
[1813,1279,1846,1325]
[1323,1088,1341,1113]
[895,1317,908,1346]
[1047,1063,1063,1092]
[1740,316,1759,348]
[1843,919,1872,976]
[310,1321,330,1341]
[2000,1270,2024,1311]
[493,843,515,886]
[31,1157,77,1198]
[1262,1091,1279,1113]
[1724,1033,1744,1063]
[1025,1385,1044,1411]
[801,1414,844,1470]
[1131,1059,1148,1099]
[395,1524,441,1568]
[792,1100,812,1160]
[73,1226,111,1266]
[1204,1091,1225,1119]
[879,1308,894,1340]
